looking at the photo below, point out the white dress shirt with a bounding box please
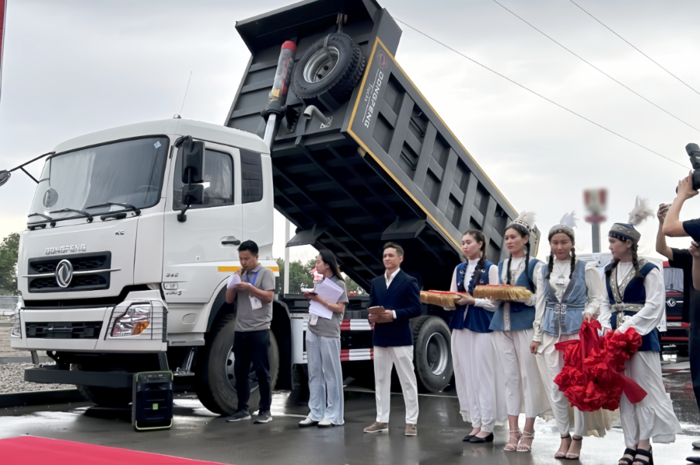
[385,268,401,320]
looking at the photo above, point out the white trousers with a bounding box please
[493,329,551,418]
[620,351,682,447]
[536,333,587,436]
[306,331,344,425]
[452,328,506,432]
[373,345,419,424]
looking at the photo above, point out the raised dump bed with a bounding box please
[226,0,520,291]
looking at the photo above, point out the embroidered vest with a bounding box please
[451,259,495,333]
[604,260,660,352]
[489,258,540,332]
[542,260,588,337]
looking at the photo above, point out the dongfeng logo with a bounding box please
[667,298,676,307]
[55,259,74,288]
[45,245,86,255]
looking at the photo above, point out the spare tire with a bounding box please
[292,33,366,112]
[411,315,452,393]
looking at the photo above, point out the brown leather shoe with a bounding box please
[405,424,417,436]
[363,422,389,434]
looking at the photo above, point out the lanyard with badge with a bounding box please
[246,270,263,310]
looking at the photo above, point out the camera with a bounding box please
[686,143,700,191]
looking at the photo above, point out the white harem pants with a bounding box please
[493,328,551,418]
[452,328,506,432]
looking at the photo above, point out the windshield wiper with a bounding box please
[28,212,54,222]
[86,202,141,215]
[49,208,93,222]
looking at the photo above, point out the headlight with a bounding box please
[10,310,21,338]
[10,298,22,338]
[111,303,152,337]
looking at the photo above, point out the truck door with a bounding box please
[163,142,243,305]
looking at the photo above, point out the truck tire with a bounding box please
[291,33,366,112]
[411,315,452,393]
[195,314,279,415]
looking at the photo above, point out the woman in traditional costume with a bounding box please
[531,212,608,460]
[446,230,505,443]
[598,198,682,465]
[489,212,551,452]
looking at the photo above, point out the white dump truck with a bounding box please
[2,0,524,415]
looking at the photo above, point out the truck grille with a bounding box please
[25,321,103,339]
[27,252,112,293]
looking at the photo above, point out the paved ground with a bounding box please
[1,370,700,465]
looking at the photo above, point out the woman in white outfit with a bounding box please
[446,230,505,443]
[299,250,349,428]
[531,212,608,460]
[598,198,681,465]
[489,212,551,452]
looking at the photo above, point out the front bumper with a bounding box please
[10,290,168,353]
[25,366,132,388]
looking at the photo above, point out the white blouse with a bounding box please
[598,261,667,335]
[532,259,605,342]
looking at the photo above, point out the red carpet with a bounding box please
[1,436,229,465]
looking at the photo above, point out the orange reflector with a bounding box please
[132,321,150,335]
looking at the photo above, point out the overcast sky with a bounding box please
[1,0,699,263]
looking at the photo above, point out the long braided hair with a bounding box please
[464,229,487,271]
[605,240,642,278]
[545,235,576,280]
[505,226,536,292]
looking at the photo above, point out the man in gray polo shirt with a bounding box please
[224,240,276,424]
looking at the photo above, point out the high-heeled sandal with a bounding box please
[555,434,571,459]
[517,430,535,453]
[504,429,521,452]
[633,446,653,465]
[565,435,582,460]
[618,447,637,465]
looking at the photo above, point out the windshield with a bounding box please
[28,137,169,223]
[664,266,684,293]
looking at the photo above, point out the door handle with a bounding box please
[221,237,241,246]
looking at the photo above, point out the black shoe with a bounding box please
[254,410,273,424]
[469,432,494,443]
[462,435,475,442]
[686,457,700,464]
[634,446,653,465]
[226,409,251,422]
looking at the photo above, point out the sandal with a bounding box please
[565,435,582,460]
[618,447,636,465]
[633,446,653,465]
[517,430,535,453]
[555,434,571,459]
[504,429,521,452]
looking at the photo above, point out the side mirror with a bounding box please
[180,140,205,184]
[0,170,10,187]
[175,136,205,222]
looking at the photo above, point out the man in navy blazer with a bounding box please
[363,242,422,436]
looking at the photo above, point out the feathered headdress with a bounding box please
[609,196,653,244]
[508,211,536,235]
[548,211,578,240]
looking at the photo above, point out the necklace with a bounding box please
[553,261,569,288]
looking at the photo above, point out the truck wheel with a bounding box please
[411,316,453,393]
[291,33,366,112]
[195,314,279,415]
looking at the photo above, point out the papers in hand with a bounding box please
[368,306,386,315]
[227,273,241,289]
[308,278,344,320]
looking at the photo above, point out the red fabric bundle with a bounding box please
[553,320,647,411]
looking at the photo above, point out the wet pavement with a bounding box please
[1,369,700,464]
